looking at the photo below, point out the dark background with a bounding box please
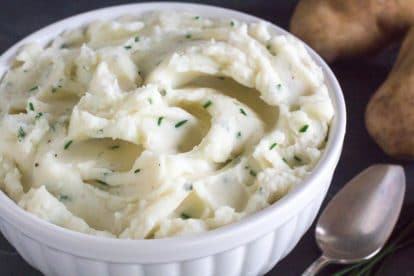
[0,1,413,275]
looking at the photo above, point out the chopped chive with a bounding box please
[147,98,153,104]
[97,129,104,134]
[266,44,271,50]
[203,100,212,109]
[60,44,67,49]
[110,145,120,150]
[259,187,265,195]
[28,86,38,92]
[96,179,108,186]
[160,89,167,96]
[193,16,200,20]
[294,155,302,162]
[277,84,282,90]
[185,34,192,39]
[134,36,140,42]
[175,120,188,128]
[124,45,132,50]
[64,140,73,150]
[299,124,309,133]
[282,158,288,164]
[230,21,235,27]
[17,127,26,141]
[134,168,141,174]
[157,116,164,126]
[240,108,247,116]
[28,102,34,111]
[236,131,242,138]
[180,213,191,220]
[183,183,193,191]
[59,195,70,201]
[249,170,257,177]
[269,143,277,150]
[35,112,43,120]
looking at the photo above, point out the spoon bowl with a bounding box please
[303,165,406,275]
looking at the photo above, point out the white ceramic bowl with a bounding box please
[0,3,346,276]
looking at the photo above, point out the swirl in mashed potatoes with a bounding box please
[0,12,334,239]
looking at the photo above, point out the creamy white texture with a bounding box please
[0,12,334,239]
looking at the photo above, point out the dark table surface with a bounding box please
[0,1,413,275]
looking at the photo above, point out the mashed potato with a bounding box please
[0,12,333,239]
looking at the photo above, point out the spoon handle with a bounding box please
[302,255,331,276]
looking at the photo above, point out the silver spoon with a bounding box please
[303,164,406,276]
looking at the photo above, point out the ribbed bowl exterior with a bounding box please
[0,176,329,276]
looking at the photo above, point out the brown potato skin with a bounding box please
[366,27,414,160]
[291,0,414,159]
[290,0,414,62]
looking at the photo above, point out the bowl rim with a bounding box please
[0,2,346,263]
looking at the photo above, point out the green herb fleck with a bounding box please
[175,120,188,128]
[59,195,70,201]
[218,76,225,80]
[110,145,120,150]
[148,98,153,104]
[237,131,242,138]
[35,112,43,120]
[28,102,34,111]
[184,183,193,191]
[28,86,38,92]
[294,155,302,162]
[134,168,141,174]
[97,129,104,134]
[134,36,140,42]
[185,34,192,39]
[249,170,257,177]
[299,124,309,133]
[17,127,26,141]
[64,140,73,150]
[230,21,235,27]
[266,44,271,50]
[259,187,265,195]
[193,16,200,20]
[160,89,167,96]
[203,100,212,109]
[124,45,132,50]
[277,84,282,90]
[103,172,111,177]
[269,143,277,150]
[282,158,288,164]
[157,116,164,126]
[60,44,67,49]
[240,108,247,116]
[180,213,191,220]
